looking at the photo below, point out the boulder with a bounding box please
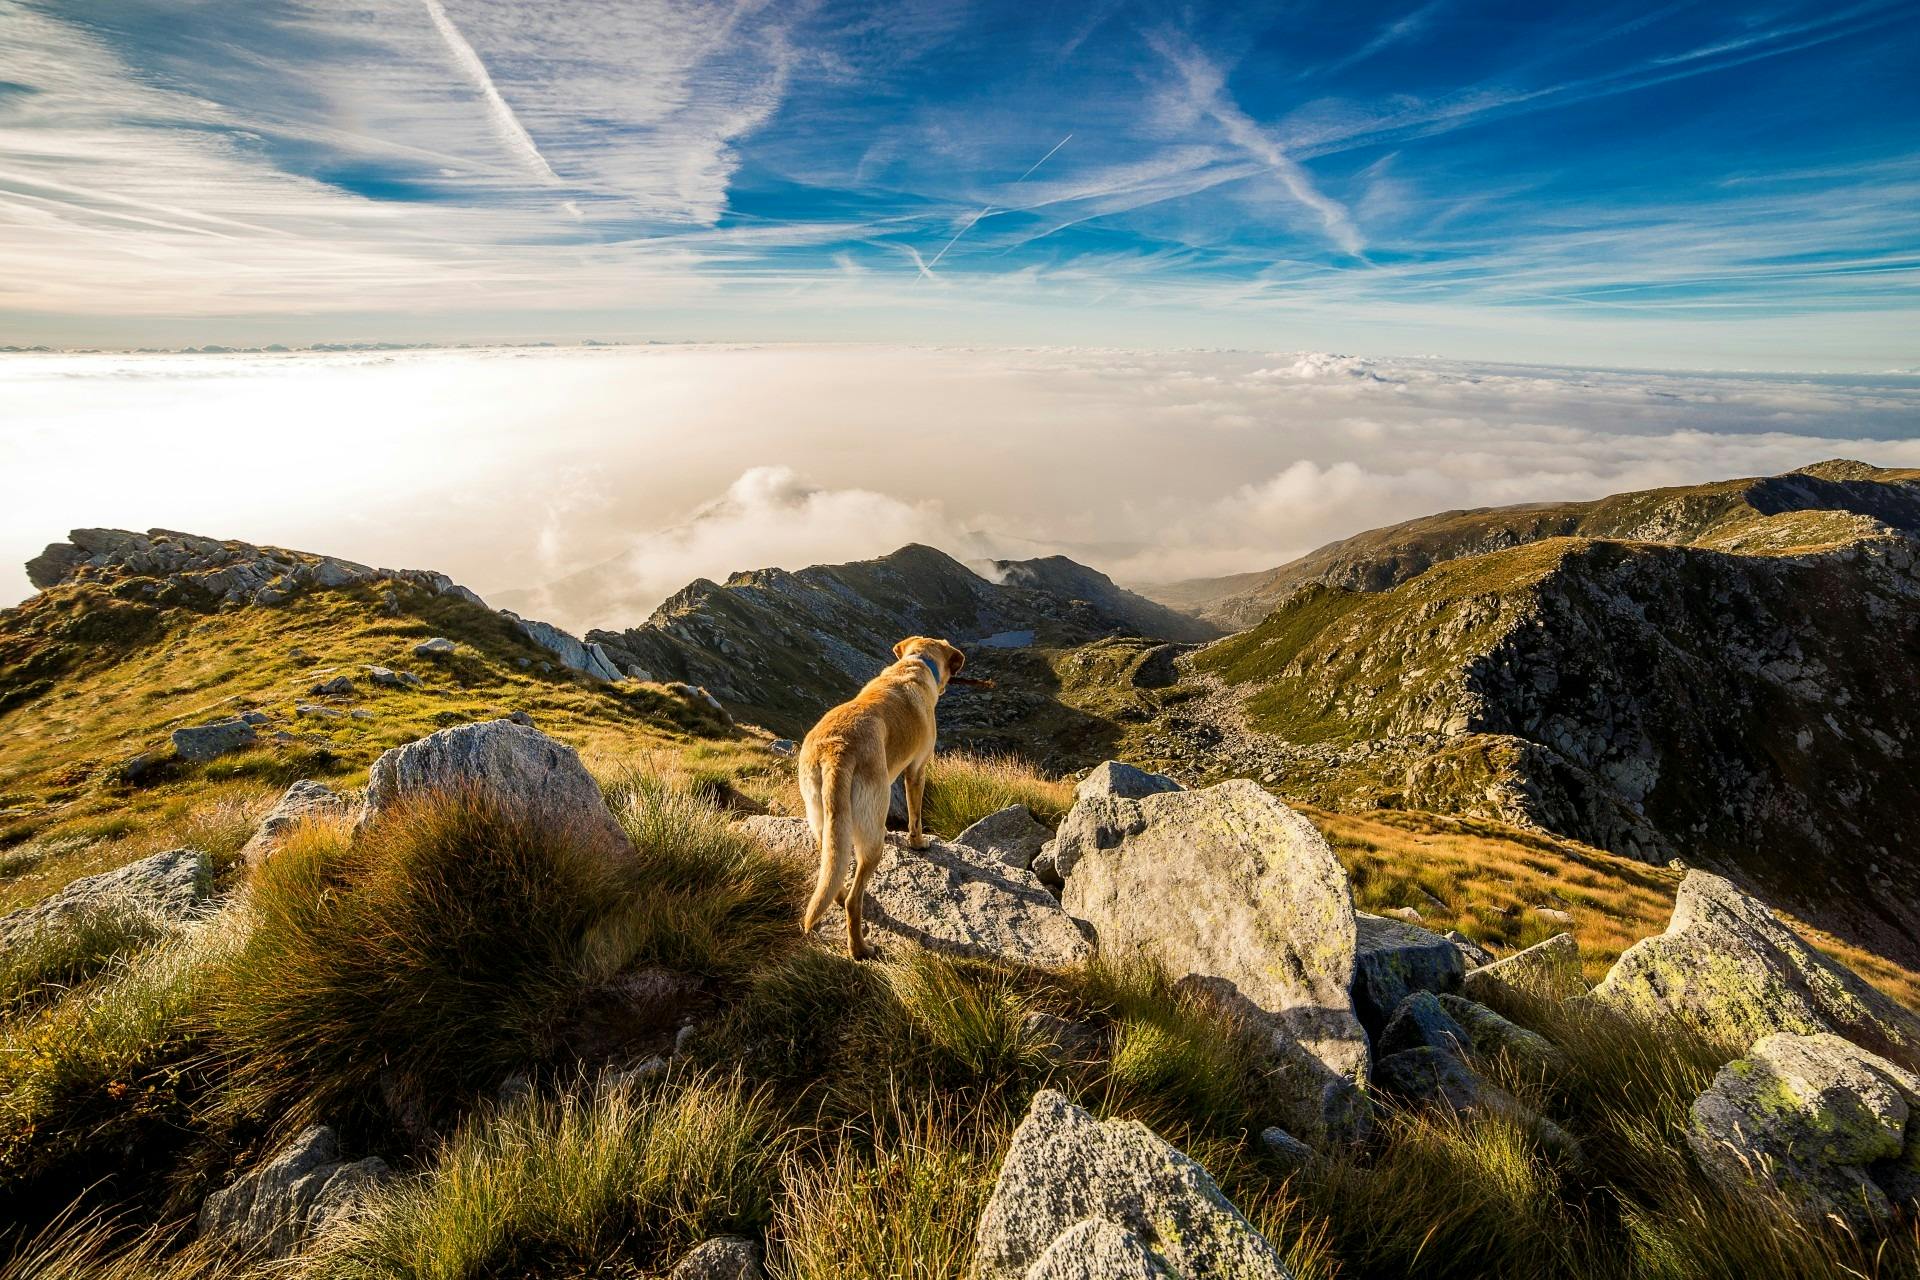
[1074,760,1183,804]
[1688,1032,1920,1232]
[506,613,624,682]
[1461,932,1586,1004]
[1374,1045,1484,1112]
[1056,779,1367,1141]
[361,720,631,855]
[1257,1127,1315,1171]
[1591,872,1920,1067]
[1352,912,1465,1035]
[669,1237,767,1280]
[295,703,344,719]
[1445,930,1496,969]
[1025,1218,1174,1280]
[751,818,1090,969]
[768,738,797,757]
[309,675,355,696]
[413,637,456,657]
[1436,994,1563,1075]
[1376,991,1471,1059]
[956,804,1052,870]
[974,1090,1291,1280]
[240,780,351,866]
[365,665,422,689]
[171,718,257,762]
[198,1125,390,1259]
[0,846,210,948]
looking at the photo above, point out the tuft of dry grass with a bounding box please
[921,750,1073,839]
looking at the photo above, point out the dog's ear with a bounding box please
[944,642,966,675]
[893,639,911,660]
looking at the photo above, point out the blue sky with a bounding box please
[2,0,1917,366]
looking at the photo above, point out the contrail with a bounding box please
[420,0,561,185]
[923,133,1071,275]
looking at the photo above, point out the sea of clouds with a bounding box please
[4,344,1918,632]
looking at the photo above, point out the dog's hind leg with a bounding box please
[801,760,854,935]
[844,827,886,960]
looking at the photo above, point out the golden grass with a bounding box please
[921,750,1074,839]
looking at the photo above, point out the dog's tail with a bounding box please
[801,758,856,934]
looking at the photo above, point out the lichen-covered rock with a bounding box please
[1461,932,1586,1003]
[974,1090,1291,1280]
[362,720,631,855]
[1688,1032,1920,1231]
[1436,994,1563,1074]
[1592,872,1920,1067]
[413,637,456,657]
[1353,912,1465,1034]
[1057,779,1367,1141]
[240,780,351,866]
[751,817,1089,969]
[0,846,211,947]
[1375,1044,1485,1111]
[668,1236,767,1280]
[1074,760,1184,804]
[956,804,1052,870]
[198,1125,390,1259]
[1025,1218,1174,1280]
[1376,991,1471,1059]
[171,717,257,762]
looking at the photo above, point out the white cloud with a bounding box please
[5,345,1918,628]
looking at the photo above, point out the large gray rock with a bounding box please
[505,613,624,682]
[750,818,1089,969]
[668,1236,767,1280]
[1056,779,1367,1141]
[1688,1032,1920,1232]
[956,804,1052,870]
[362,720,631,855]
[1461,932,1586,1004]
[1435,994,1563,1075]
[1592,872,1920,1067]
[1376,991,1471,1059]
[1074,760,1183,804]
[0,846,211,948]
[240,780,351,866]
[1352,912,1465,1034]
[413,637,456,657]
[171,718,257,762]
[974,1090,1291,1280]
[198,1125,390,1259]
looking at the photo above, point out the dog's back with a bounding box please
[798,637,965,957]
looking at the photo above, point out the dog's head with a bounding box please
[894,635,965,688]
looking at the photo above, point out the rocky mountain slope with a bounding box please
[1154,466,1920,970]
[587,544,1220,738]
[1149,460,1920,629]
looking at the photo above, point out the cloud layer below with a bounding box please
[4,345,1917,630]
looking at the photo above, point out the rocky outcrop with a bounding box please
[1056,779,1367,1141]
[1352,912,1465,1034]
[1461,932,1586,1004]
[974,1090,1291,1280]
[362,720,631,855]
[1688,1032,1920,1232]
[171,717,257,762]
[240,780,351,866]
[505,612,625,683]
[956,804,1052,870]
[198,1125,391,1258]
[26,527,486,611]
[747,818,1089,969]
[1591,872,1920,1067]
[0,846,211,947]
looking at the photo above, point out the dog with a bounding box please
[798,635,966,959]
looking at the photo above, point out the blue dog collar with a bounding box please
[916,653,943,687]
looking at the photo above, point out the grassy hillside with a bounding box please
[1149,460,1920,629]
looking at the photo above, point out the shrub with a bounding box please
[313,1071,777,1279]
[206,791,643,1130]
[920,751,1072,838]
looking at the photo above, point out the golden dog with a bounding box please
[799,636,965,959]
